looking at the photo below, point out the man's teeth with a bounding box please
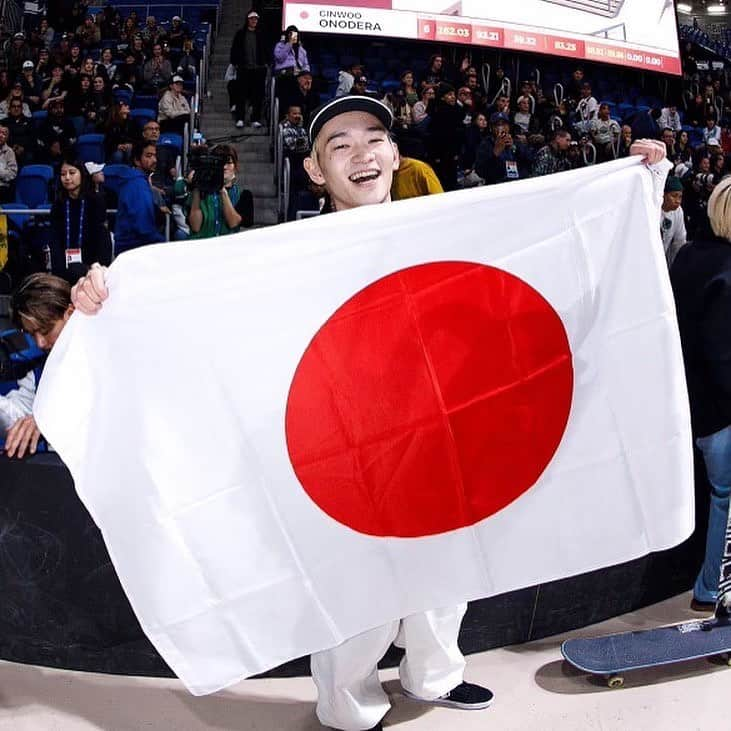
[350,171,380,183]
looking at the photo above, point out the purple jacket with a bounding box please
[273,41,310,74]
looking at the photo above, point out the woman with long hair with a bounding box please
[90,73,113,128]
[273,25,310,76]
[399,70,419,107]
[676,129,693,164]
[49,157,112,282]
[104,99,137,162]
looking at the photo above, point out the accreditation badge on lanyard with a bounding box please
[65,199,85,268]
[505,159,519,180]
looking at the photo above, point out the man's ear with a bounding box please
[391,139,400,172]
[64,303,75,320]
[303,155,326,186]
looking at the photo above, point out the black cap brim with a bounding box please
[308,96,393,146]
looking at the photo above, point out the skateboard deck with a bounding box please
[561,616,731,687]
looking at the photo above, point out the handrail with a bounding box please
[582,142,597,166]
[281,157,291,223]
[554,83,564,107]
[0,208,172,241]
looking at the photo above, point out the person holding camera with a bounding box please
[183,144,253,239]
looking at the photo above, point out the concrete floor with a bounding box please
[0,591,724,731]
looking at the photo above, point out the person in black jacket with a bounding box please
[427,83,464,191]
[49,157,112,282]
[229,10,267,129]
[671,176,731,612]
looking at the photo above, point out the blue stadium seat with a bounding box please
[76,133,106,163]
[14,165,54,208]
[31,110,47,129]
[113,88,133,106]
[132,94,158,111]
[158,132,183,155]
[69,115,85,138]
[130,108,156,126]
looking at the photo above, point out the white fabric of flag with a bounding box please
[34,156,693,695]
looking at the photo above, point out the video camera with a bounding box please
[188,145,225,197]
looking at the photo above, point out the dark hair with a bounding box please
[214,143,238,168]
[57,156,92,200]
[132,139,156,162]
[11,273,72,333]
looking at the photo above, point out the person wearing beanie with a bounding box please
[661,175,687,267]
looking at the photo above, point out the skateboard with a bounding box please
[561,615,731,688]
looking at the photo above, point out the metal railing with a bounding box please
[280,157,290,223]
[0,207,171,242]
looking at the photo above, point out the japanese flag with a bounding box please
[35,157,693,695]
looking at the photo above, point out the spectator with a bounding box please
[392,156,443,200]
[383,89,412,131]
[617,124,634,158]
[230,10,267,129]
[676,129,693,164]
[575,82,598,132]
[428,83,464,191]
[475,112,530,185]
[41,65,67,107]
[37,97,77,167]
[104,100,137,163]
[51,34,72,70]
[66,41,83,78]
[90,73,112,128]
[158,75,190,133]
[512,95,543,146]
[141,120,177,194]
[130,35,147,67]
[142,42,173,93]
[99,47,117,82]
[2,273,74,458]
[1,97,36,165]
[80,56,98,77]
[350,75,372,98]
[0,125,18,202]
[281,69,314,124]
[176,38,198,81]
[183,144,253,239]
[140,16,163,51]
[19,60,43,110]
[335,60,363,98]
[0,82,32,118]
[711,151,727,179]
[115,140,165,254]
[280,104,309,154]
[274,25,310,78]
[114,51,142,91]
[461,111,488,176]
[411,85,434,129]
[76,14,101,50]
[7,32,33,79]
[704,116,722,148]
[36,48,51,82]
[120,15,138,45]
[400,70,419,107]
[0,73,14,105]
[670,177,731,612]
[99,5,121,39]
[658,104,682,133]
[660,175,687,267]
[589,103,621,162]
[49,157,112,281]
[456,86,474,126]
[661,128,677,160]
[67,72,94,121]
[34,17,55,48]
[167,16,187,50]
[566,67,585,104]
[422,54,446,91]
[686,93,706,128]
[532,129,574,177]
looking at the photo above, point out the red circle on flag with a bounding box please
[285,262,573,538]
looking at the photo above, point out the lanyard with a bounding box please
[212,194,221,236]
[66,198,85,251]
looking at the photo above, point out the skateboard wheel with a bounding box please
[607,674,624,688]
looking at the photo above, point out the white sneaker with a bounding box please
[251,121,263,128]
[230,104,236,112]
[235,120,244,128]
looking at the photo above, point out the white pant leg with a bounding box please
[398,604,468,700]
[311,620,399,730]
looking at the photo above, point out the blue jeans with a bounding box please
[694,424,731,602]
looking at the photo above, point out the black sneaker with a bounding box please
[403,681,493,710]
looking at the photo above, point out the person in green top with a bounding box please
[179,144,254,239]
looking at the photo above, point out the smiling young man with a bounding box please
[301,96,493,731]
